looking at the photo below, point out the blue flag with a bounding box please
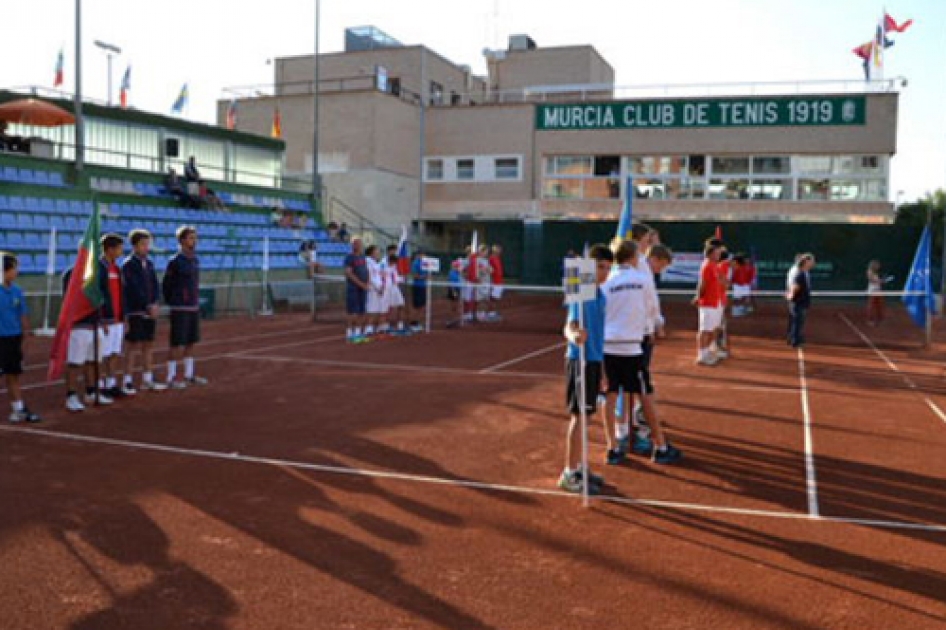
[171,83,189,114]
[616,177,633,241]
[903,226,935,327]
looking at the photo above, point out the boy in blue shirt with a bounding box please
[559,244,613,494]
[409,251,429,332]
[0,253,41,423]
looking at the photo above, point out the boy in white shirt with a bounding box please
[364,245,385,337]
[603,240,681,466]
[384,253,408,335]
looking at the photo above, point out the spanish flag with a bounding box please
[48,205,103,380]
[271,106,282,138]
[53,49,64,88]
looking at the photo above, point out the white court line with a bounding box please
[2,424,945,533]
[20,322,332,372]
[478,342,566,373]
[839,313,946,427]
[797,347,820,518]
[0,332,345,395]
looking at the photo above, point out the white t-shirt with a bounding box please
[602,264,656,356]
[367,257,384,292]
[867,270,882,294]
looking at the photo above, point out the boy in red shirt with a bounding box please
[694,242,723,366]
[487,244,504,321]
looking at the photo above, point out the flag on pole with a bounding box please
[53,49,64,88]
[884,13,913,33]
[397,225,411,275]
[714,225,723,241]
[119,66,131,108]
[226,99,238,130]
[48,205,104,380]
[902,226,935,328]
[271,107,282,138]
[171,83,189,114]
[616,177,634,241]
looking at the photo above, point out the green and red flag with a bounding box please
[48,204,103,380]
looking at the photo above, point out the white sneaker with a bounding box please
[715,349,729,360]
[97,392,114,405]
[696,354,719,366]
[170,380,188,390]
[141,380,168,392]
[122,383,138,396]
[66,395,86,412]
[186,376,209,386]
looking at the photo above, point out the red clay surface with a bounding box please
[1,298,945,629]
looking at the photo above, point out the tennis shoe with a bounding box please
[616,435,630,454]
[8,408,41,423]
[141,381,167,392]
[187,376,209,386]
[557,470,601,495]
[170,379,188,390]
[606,448,626,465]
[696,355,719,366]
[652,443,683,465]
[108,386,127,399]
[121,383,138,396]
[66,394,85,412]
[632,434,654,456]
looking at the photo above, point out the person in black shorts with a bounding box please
[122,229,166,393]
[344,238,369,343]
[1,253,40,423]
[162,226,207,389]
[409,250,429,332]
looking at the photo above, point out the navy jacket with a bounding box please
[162,252,200,310]
[122,254,160,317]
[61,262,112,327]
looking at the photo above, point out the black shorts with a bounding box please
[0,335,23,376]
[565,359,603,415]
[346,287,367,315]
[412,284,427,309]
[126,316,157,343]
[170,310,201,347]
[642,335,654,370]
[604,353,654,395]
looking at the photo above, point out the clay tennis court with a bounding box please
[1,296,945,629]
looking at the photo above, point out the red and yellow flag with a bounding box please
[48,204,103,380]
[271,107,282,138]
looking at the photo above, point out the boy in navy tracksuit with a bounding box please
[122,229,166,393]
[162,226,207,389]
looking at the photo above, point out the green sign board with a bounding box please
[536,96,866,130]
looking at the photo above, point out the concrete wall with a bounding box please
[492,46,615,92]
[322,169,419,232]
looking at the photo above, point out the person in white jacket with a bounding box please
[602,240,681,466]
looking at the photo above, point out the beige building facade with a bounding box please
[219,27,899,230]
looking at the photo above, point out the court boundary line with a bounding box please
[839,313,946,426]
[2,424,944,533]
[478,342,566,373]
[797,347,820,518]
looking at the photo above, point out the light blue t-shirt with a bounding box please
[565,288,606,363]
[0,283,28,337]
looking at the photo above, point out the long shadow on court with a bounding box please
[598,506,946,626]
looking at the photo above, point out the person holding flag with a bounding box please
[559,243,613,494]
[49,204,114,410]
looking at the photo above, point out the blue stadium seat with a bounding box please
[7,233,25,248]
[0,194,8,210]
[1,166,16,181]
[55,254,68,272]
[33,170,50,186]
[17,169,36,184]
[16,214,33,228]
[49,172,66,187]
[0,214,14,228]
[39,197,56,213]
[33,215,51,230]
[9,196,25,211]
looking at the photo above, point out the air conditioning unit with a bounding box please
[508,34,537,51]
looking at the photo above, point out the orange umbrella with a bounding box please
[0,98,75,127]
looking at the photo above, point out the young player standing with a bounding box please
[409,251,429,333]
[695,242,723,366]
[475,244,493,322]
[384,252,408,335]
[364,245,385,337]
[487,244,504,321]
[1,254,41,423]
[162,226,207,389]
[559,244,613,494]
[122,230,166,393]
[344,238,369,343]
[99,234,127,398]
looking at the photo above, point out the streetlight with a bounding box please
[94,39,121,106]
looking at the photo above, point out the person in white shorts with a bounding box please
[61,265,113,412]
[364,245,385,336]
[99,234,128,399]
[475,244,493,321]
[384,253,408,334]
[694,242,724,366]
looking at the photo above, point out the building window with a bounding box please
[752,157,790,174]
[494,157,520,180]
[389,78,401,96]
[456,158,475,180]
[430,81,444,106]
[426,159,444,181]
[711,157,750,175]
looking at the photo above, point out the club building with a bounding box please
[222,26,900,237]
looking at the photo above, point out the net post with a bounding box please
[577,302,590,508]
[425,278,432,333]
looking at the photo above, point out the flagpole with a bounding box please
[35,227,58,337]
[926,202,933,348]
[577,293,590,507]
[74,0,84,173]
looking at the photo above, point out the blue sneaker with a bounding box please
[632,434,654,456]
[606,448,626,465]
[616,435,631,454]
[558,470,600,495]
[652,443,683,465]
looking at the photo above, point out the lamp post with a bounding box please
[94,39,121,106]
[312,0,321,204]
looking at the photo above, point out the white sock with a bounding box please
[124,374,134,386]
[11,400,24,412]
[347,327,353,338]
[107,377,116,388]
[184,357,195,379]
[365,326,374,335]
[167,361,177,382]
[143,371,153,384]
[397,321,404,330]
[615,422,630,440]
[354,327,362,336]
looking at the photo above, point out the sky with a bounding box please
[1,0,943,202]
